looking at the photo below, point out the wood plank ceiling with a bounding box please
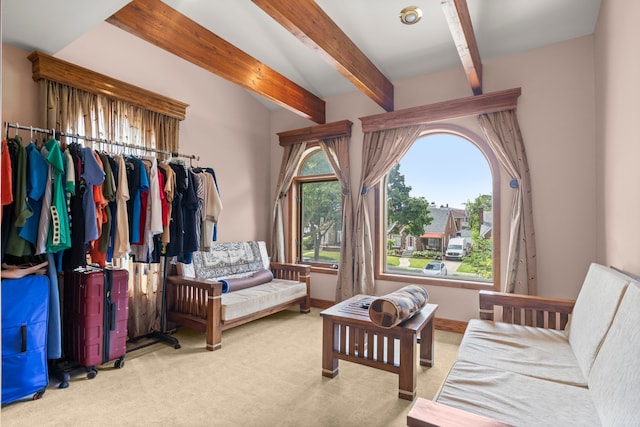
[107,0,482,124]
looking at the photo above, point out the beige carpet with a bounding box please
[1,308,462,427]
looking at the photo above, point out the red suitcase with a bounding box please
[63,266,128,378]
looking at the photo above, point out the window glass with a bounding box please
[382,132,494,284]
[295,149,342,268]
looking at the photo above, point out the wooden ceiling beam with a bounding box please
[441,0,483,95]
[252,0,394,112]
[107,0,326,124]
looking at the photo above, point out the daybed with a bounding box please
[408,263,640,426]
[166,241,310,351]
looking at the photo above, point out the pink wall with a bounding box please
[594,0,640,275]
[271,36,599,320]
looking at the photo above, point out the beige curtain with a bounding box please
[478,110,536,295]
[270,143,307,262]
[41,79,180,337]
[348,125,425,299]
[318,136,353,301]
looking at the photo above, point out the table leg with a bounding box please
[322,318,338,378]
[398,333,417,400]
[419,317,435,367]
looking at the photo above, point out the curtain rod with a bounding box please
[4,122,199,161]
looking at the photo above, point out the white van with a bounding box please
[445,237,472,260]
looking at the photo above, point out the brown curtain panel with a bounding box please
[319,135,353,302]
[270,143,307,262]
[478,110,537,294]
[348,125,425,300]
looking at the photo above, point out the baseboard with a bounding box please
[311,298,468,334]
[311,298,335,310]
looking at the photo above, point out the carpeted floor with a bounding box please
[1,308,462,427]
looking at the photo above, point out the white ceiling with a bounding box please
[2,0,601,101]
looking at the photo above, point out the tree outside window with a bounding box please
[380,131,496,286]
[296,150,342,267]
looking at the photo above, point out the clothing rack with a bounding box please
[4,122,199,162]
[4,121,187,353]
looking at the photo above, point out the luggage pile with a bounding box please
[1,265,128,404]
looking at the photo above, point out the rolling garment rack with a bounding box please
[4,122,199,353]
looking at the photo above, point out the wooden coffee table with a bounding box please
[320,294,438,400]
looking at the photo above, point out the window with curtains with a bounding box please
[376,128,500,289]
[33,52,185,339]
[291,148,342,269]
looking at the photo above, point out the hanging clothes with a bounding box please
[5,136,32,257]
[62,143,87,270]
[0,139,13,223]
[20,142,49,246]
[112,155,131,258]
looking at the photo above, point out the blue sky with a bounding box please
[396,133,492,210]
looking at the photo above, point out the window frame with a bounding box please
[374,124,501,291]
[287,147,342,274]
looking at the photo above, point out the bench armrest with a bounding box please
[479,290,575,329]
[166,276,223,295]
[269,262,311,280]
[407,398,512,427]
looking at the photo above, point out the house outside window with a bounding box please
[376,126,501,290]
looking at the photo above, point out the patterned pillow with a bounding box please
[368,285,429,328]
[192,241,265,280]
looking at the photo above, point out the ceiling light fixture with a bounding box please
[399,6,423,25]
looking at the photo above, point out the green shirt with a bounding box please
[45,138,71,253]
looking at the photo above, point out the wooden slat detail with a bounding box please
[376,334,385,362]
[479,290,575,330]
[278,119,352,146]
[441,0,483,95]
[348,325,356,355]
[252,0,394,112]
[360,87,521,133]
[366,330,375,360]
[107,0,326,124]
[28,51,188,121]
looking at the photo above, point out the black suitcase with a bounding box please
[1,275,49,404]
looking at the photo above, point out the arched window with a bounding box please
[377,125,500,289]
[291,148,342,268]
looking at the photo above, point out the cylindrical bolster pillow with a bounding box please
[368,285,428,328]
[219,269,274,293]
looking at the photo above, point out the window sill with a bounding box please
[308,265,339,275]
[376,271,497,291]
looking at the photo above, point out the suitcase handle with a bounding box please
[20,324,27,352]
[109,303,117,331]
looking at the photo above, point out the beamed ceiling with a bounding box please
[3,0,601,124]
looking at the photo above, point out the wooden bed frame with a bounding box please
[166,262,311,351]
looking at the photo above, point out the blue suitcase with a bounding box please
[1,275,49,404]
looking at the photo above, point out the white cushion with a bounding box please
[568,263,630,379]
[457,319,586,386]
[221,279,306,322]
[588,282,640,426]
[436,361,599,426]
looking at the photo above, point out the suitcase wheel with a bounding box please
[32,389,46,400]
[114,357,125,369]
[86,367,98,379]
